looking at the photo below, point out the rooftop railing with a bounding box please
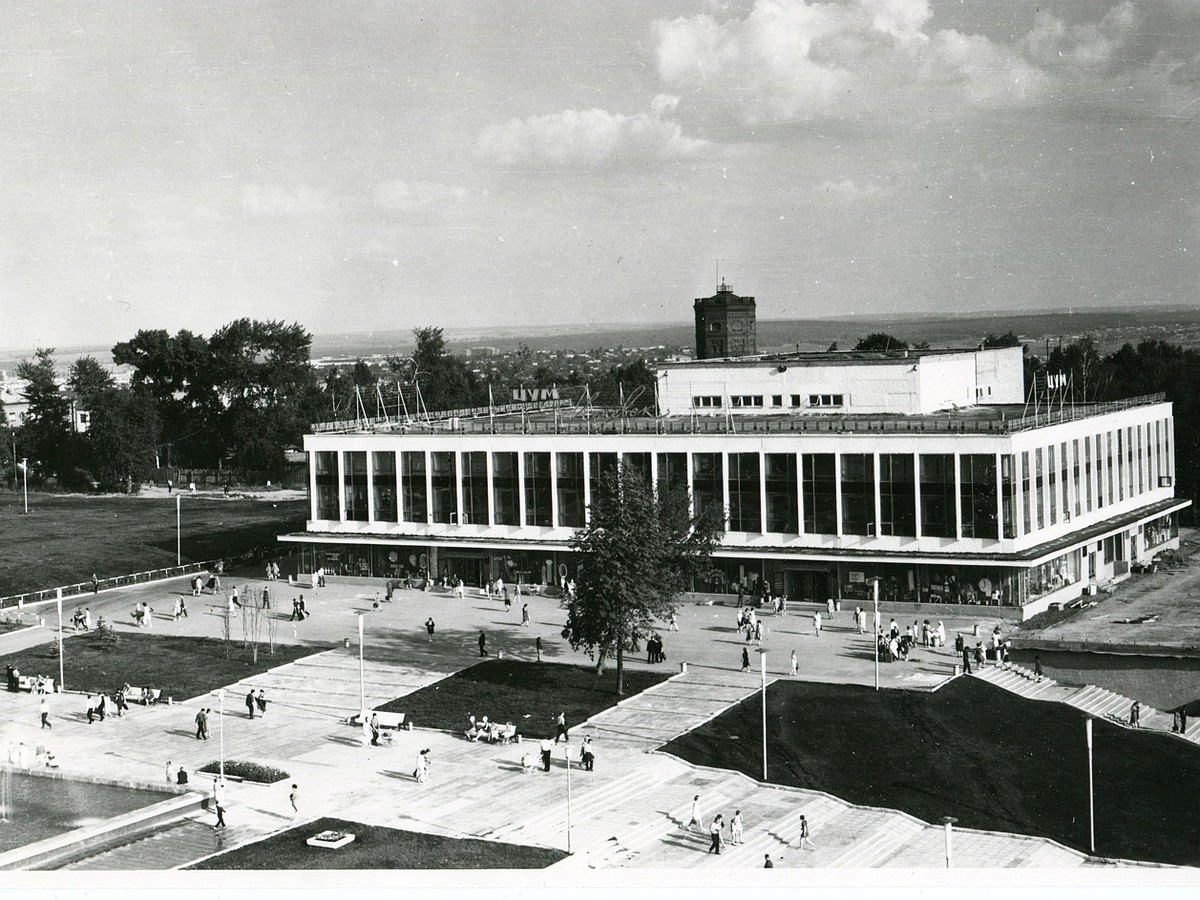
[309,393,1167,438]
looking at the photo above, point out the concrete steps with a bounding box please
[826,816,928,868]
[56,817,225,871]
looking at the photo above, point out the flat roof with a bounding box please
[310,393,1168,437]
[658,346,993,369]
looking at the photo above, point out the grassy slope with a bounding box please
[663,677,1200,867]
[190,817,566,870]
[376,658,672,739]
[2,632,326,700]
[0,492,306,596]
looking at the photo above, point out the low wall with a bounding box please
[0,562,219,612]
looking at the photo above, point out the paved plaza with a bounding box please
[0,572,1183,872]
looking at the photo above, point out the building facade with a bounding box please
[282,348,1187,620]
[694,280,756,360]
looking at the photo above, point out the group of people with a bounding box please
[70,607,93,631]
[645,632,667,663]
[263,561,282,581]
[686,795,814,856]
[245,689,268,719]
[463,714,518,744]
[289,596,310,621]
[7,739,57,769]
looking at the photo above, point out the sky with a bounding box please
[1,0,1198,351]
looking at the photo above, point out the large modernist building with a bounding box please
[282,341,1186,620]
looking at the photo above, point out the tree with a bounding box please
[85,387,161,491]
[351,359,377,392]
[387,327,486,412]
[983,331,1022,348]
[854,333,908,352]
[16,348,71,479]
[67,356,115,406]
[564,465,722,696]
[1045,336,1108,402]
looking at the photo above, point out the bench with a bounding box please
[349,711,412,731]
[127,686,162,705]
[16,675,55,693]
[467,722,519,744]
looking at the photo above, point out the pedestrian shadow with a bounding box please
[325,734,364,747]
[165,728,200,739]
[380,769,418,782]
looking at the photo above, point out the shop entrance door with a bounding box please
[784,569,831,603]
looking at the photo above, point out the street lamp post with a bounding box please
[940,816,958,868]
[761,652,768,781]
[358,613,366,716]
[56,588,65,693]
[214,689,225,780]
[176,493,181,565]
[20,457,29,514]
[565,744,573,854]
[1086,718,1095,853]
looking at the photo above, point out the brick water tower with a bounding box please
[694,279,756,359]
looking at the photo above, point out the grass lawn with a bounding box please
[0,619,28,634]
[0,491,306,597]
[189,817,566,869]
[1,632,327,700]
[663,677,1200,867]
[376,659,672,739]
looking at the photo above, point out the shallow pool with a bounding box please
[0,769,171,852]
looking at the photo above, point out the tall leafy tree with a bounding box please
[854,333,909,352]
[67,356,115,406]
[16,348,71,478]
[387,327,486,412]
[564,465,722,695]
[85,387,161,491]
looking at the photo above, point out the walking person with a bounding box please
[1034,655,1043,682]
[245,689,256,719]
[535,635,543,662]
[813,611,822,637]
[289,783,299,819]
[707,814,724,854]
[178,596,188,618]
[166,759,173,783]
[425,617,436,642]
[730,809,744,845]
[789,649,798,677]
[741,647,751,673]
[521,604,530,627]
[540,737,553,772]
[763,854,774,868]
[669,612,679,631]
[1130,700,1141,728]
[685,794,704,832]
[39,696,51,729]
[212,778,227,829]
[255,690,267,717]
[478,631,488,657]
[195,707,209,740]
[799,814,816,850]
[554,711,569,744]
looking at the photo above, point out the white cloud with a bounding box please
[651,0,1163,125]
[373,179,468,211]
[476,102,707,167]
[240,184,331,217]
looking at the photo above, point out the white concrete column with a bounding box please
[952,452,961,540]
[517,451,528,526]
[795,452,804,535]
[423,450,432,524]
[337,450,347,522]
[550,452,560,528]
[913,453,923,539]
[309,450,319,521]
[758,451,767,533]
[455,452,465,526]
[721,452,731,530]
[365,451,375,523]
[872,453,882,538]
[485,451,496,526]
[834,452,843,536]
[582,451,592,523]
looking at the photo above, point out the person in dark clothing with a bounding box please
[245,690,256,719]
[177,767,189,785]
[478,631,488,657]
[961,646,972,674]
[1034,655,1043,682]
[535,635,543,662]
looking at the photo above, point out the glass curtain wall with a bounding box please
[802,453,837,534]
[764,453,799,533]
[556,452,585,528]
[401,451,427,522]
[692,453,724,523]
[727,453,762,533]
[461,451,489,525]
[343,451,368,521]
[879,454,915,537]
[372,451,397,522]
[840,454,875,536]
[920,454,956,538]
[960,454,997,539]
[430,451,457,523]
[315,451,338,520]
[492,452,519,525]
[524,452,552,526]
[588,452,619,506]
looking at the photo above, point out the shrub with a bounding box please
[197,760,289,784]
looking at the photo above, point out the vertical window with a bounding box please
[1116,430,1124,501]
[401,451,427,523]
[765,453,799,534]
[1035,449,1045,529]
[1059,441,1069,519]
[1072,440,1081,518]
[523,452,552,527]
[1001,455,1016,539]
[343,451,368,521]
[960,454,998,540]
[1048,445,1058,526]
[656,452,688,495]
[556,452,585,528]
[879,454,916,537]
[920,454,957,538]
[840,454,876,536]
[315,451,338,520]
[692,453,725,523]
[1137,425,1145,495]
[461,451,489,525]
[430,451,457,524]
[1105,432,1113,505]
[1127,426,1135,497]
[802,453,837,534]
[728,453,762,533]
[1084,436,1093,512]
[1021,451,1032,534]
[588,452,619,506]
[492,452,518,525]
[372,451,397,522]
[623,452,651,486]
